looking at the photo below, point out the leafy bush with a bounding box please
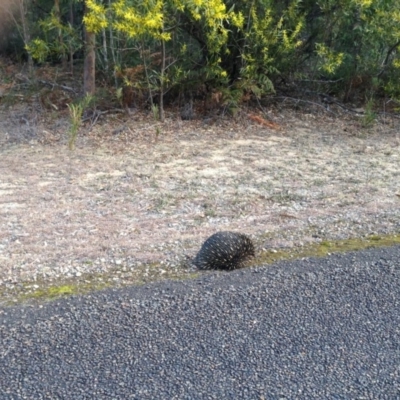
[7,0,400,110]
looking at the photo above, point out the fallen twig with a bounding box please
[248,113,280,130]
[38,80,76,93]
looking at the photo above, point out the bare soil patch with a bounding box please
[0,106,399,298]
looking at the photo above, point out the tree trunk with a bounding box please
[108,0,118,87]
[17,0,33,75]
[69,0,74,74]
[54,0,67,70]
[159,37,165,122]
[83,27,96,95]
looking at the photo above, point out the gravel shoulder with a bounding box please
[0,108,400,302]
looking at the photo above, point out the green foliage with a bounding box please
[112,0,168,40]
[223,0,304,100]
[13,0,400,109]
[67,95,93,150]
[315,43,344,75]
[25,38,50,63]
[299,0,400,100]
[83,0,108,34]
[151,103,160,120]
[26,7,82,63]
[216,85,244,115]
[362,97,377,127]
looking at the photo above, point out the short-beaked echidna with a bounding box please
[193,231,255,270]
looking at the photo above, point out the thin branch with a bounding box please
[296,78,344,84]
[273,96,336,114]
[378,40,400,78]
[38,80,76,93]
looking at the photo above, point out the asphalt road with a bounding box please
[1,245,400,399]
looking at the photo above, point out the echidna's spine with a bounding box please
[193,231,255,270]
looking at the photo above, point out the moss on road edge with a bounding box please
[1,233,399,307]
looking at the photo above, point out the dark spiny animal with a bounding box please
[193,231,255,270]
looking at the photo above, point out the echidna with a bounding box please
[193,231,255,270]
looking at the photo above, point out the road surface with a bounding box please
[1,246,400,399]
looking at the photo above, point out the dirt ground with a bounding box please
[0,104,400,297]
